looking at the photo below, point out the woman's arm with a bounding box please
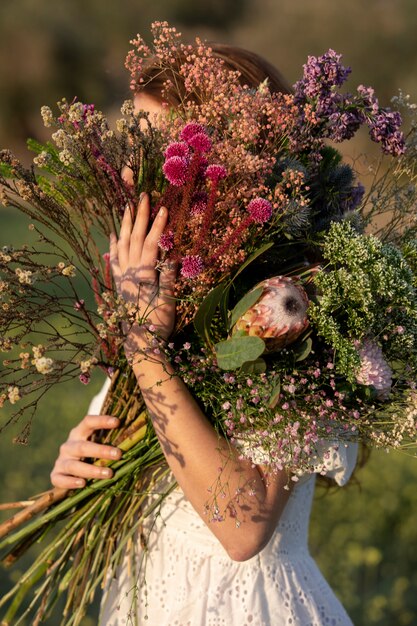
[110,194,293,561]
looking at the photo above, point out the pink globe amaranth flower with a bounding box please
[205,164,227,182]
[158,230,174,251]
[180,254,204,279]
[247,197,273,224]
[233,276,310,352]
[355,339,392,400]
[163,156,189,186]
[180,122,206,142]
[164,141,189,159]
[187,132,212,153]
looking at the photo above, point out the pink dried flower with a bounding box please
[79,373,90,385]
[247,198,273,224]
[355,339,392,400]
[180,122,206,142]
[164,141,189,159]
[158,230,174,251]
[180,254,204,278]
[163,156,189,186]
[205,164,227,182]
[187,132,212,153]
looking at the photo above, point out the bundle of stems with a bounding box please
[0,368,175,626]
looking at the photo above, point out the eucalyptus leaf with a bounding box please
[239,357,267,374]
[229,286,263,330]
[215,335,265,370]
[294,337,313,362]
[194,282,227,344]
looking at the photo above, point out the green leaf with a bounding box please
[294,337,313,362]
[194,283,227,344]
[215,335,265,370]
[229,286,263,330]
[239,357,267,374]
[268,378,281,408]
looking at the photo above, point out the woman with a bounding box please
[50,44,357,625]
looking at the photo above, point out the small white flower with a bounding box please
[34,356,54,375]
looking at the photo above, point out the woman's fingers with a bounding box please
[110,233,122,292]
[130,193,151,265]
[51,461,114,489]
[117,203,134,269]
[60,459,115,481]
[60,439,122,462]
[140,206,169,282]
[69,414,119,441]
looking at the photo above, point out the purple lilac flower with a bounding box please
[294,50,351,100]
[163,156,189,186]
[368,110,405,156]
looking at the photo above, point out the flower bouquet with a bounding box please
[0,21,417,625]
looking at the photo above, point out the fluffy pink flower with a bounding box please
[163,156,189,186]
[187,132,212,153]
[247,198,273,223]
[355,339,392,399]
[180,254,204,278]
[205,164,227,182]
[180,122,206,142]
[158,230,174,251]
[164,141,189,159]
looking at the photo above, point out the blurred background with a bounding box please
[0,1,416,624]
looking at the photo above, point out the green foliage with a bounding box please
[309,221,417,378]
[214,335,265,370]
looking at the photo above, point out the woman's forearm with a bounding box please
[132,347,293,561]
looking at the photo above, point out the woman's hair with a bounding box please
[138,43,292,103]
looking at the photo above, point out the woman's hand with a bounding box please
[110,193,177,361]
[50,415,122,489]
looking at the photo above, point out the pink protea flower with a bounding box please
[205,164,227,182]
[247,198,273,224]
[164,141,189,159]
[355,339,392,399]
[180,122,206,142]
[158,230,174,251]
[180,254,204,278]
[233,276,310,351]
[163,156,189,186]
[187,132,212,153]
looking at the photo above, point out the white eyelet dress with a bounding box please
[89,382,357,626]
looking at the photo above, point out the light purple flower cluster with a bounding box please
[293,49,405,156]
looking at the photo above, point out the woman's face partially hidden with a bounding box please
[122,92,165,186]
